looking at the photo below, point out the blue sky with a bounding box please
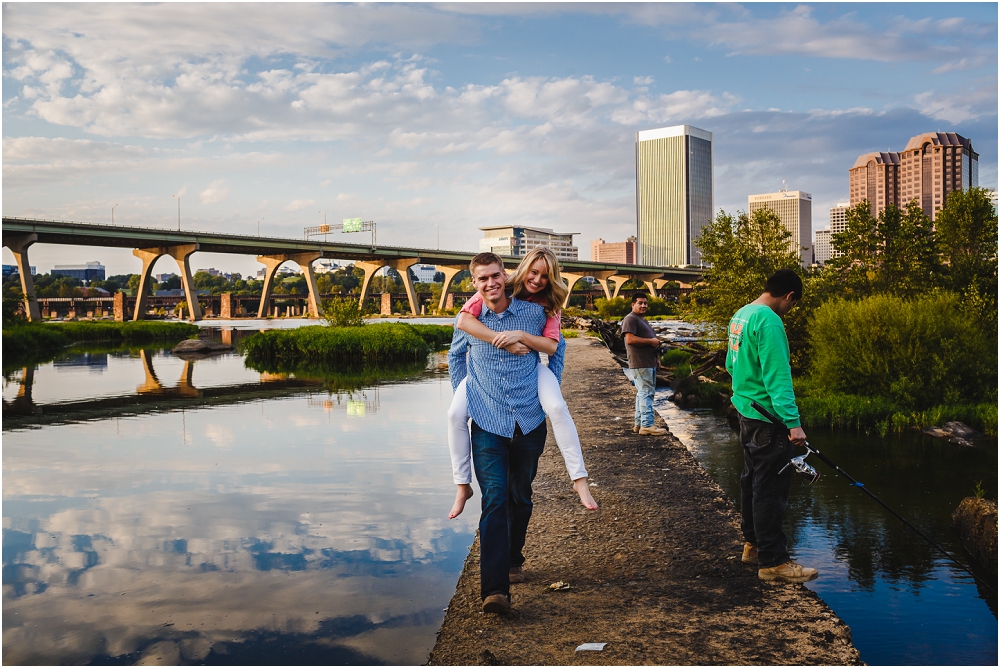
[3,2,997,276]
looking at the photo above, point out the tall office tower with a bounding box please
[813,229,831,265]
[898,132,978,220]
[828,203,849,258]
[747,189,813,267]
[635,125,713,266]
[591,236,637,264]
[849,152,901,218]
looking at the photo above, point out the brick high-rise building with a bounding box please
[849,152,900,218]
[849,132,979,221]
[590,236,637,264]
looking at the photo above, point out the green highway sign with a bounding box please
[343,217,363,233]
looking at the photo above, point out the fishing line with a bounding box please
[750,400,996,595]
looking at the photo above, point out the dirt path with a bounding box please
[428,337,861,666]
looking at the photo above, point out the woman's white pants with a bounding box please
[447,363,587,484]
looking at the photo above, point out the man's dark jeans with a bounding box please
[739,414,794,568]
[471,420,547,601]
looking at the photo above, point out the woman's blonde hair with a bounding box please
[509,247,568,318]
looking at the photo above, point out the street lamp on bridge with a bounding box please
[172,194,181,231]
[111,203,119,226]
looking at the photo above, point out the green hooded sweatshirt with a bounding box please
[725,303,801,428]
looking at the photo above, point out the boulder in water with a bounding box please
[951,497,997,574]
[171,338,233,357]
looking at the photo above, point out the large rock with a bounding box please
[170,338,233,356]
[951,497,998,574]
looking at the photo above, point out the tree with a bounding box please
[692,207,802,334]
[934,187,998,320]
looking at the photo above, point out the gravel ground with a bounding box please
[428,336,862,666]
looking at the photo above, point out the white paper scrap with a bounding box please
[575,643,607,652]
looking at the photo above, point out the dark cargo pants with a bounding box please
[739,414,794,568]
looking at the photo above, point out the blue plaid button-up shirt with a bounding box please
[448,297,552,438]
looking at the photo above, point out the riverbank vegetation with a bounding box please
[676,187,997,434]
[240,322,452,367]
[3,320,200,365]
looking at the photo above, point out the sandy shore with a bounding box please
[428,336,862,666]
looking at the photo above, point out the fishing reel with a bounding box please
[779,443,820,484]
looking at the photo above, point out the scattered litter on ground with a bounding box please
[548,581,571,591]
[576,643,607,652]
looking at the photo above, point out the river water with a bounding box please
[3,321,477,665]
[646,321,998,666]
[3,318,997,665]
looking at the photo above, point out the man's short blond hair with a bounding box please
[469,252,505,275]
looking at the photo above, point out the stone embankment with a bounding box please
[429,337,861,666]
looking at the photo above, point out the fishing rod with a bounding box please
[750,400,996,594]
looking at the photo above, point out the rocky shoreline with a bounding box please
[428,337,861,665]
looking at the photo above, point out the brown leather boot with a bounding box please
[758,561,818,583]
[742,542,758,565]
[482,593,511,614]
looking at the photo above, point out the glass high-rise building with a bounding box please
[635,125,714,266]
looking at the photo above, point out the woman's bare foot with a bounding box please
[573,478,599,510]
[449,484,474,519]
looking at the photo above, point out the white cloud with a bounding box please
[633,75,655,85]
[913,83,999,124]
[283,199,315,212]
[200,180,229,204]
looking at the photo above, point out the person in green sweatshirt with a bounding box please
[725,268,818,584]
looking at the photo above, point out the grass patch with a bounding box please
[241,323,437,367]
[561,329,580,339]
[795,378,997,436]
[406,323,454,348]
[660,349,693,366]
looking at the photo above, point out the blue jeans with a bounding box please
[470,420,547,600]
[632,367,656,428]
[739,415,794,568]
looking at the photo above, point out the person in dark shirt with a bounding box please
[621,293,666,436]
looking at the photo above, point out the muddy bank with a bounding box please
[428,337,861,666]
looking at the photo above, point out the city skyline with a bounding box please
[3,3,997,276]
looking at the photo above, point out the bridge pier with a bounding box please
[133,244,202,322]
[356,259,419,315]
[586,270,620,301]
[256,252,322,318]
[559,271,589,309]
[3,234,41,321]
[435,264,467,311]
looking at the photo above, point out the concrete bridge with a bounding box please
[2,217,702,322]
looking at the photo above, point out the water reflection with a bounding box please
[654,389,998,665]
[3,344,474,665]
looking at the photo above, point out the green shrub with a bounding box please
[561,329,579,339]
[322,297,365,327]
[594,297,630,318]
[808,292,996,410]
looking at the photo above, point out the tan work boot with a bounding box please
[742,542,758,565]
[638,425,667,436]
[509,566,524,584]
[482,593,511,614]
[758,560,818,583]
[633,424,641,433]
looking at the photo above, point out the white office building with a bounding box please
[479,225,579,261]
[813,229,831,265]
[748,189,813,267]
[829,203,849,259]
